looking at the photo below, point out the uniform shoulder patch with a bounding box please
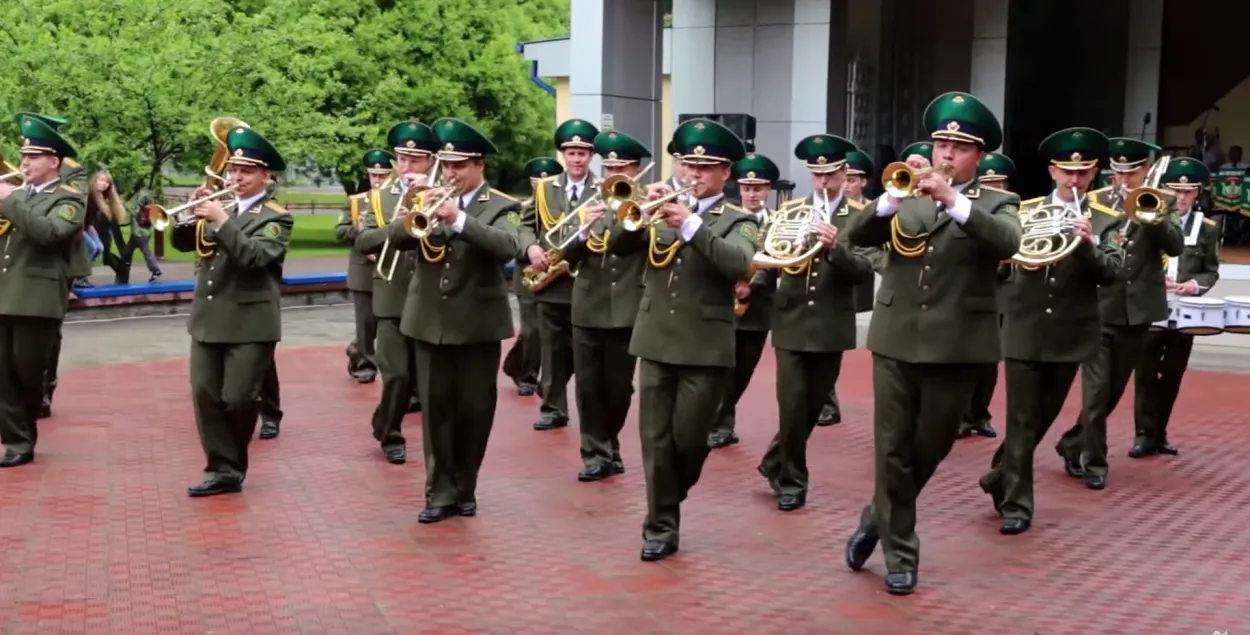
[56,204,77,221]
[264,201,288,214]
[738,221,759,242]
[263,222,282,239]
[489,188,517,203]
[507,211,522,225]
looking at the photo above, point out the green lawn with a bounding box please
[150,212,349,263]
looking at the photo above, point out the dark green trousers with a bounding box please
[415,340,501,508]
[347,290,378,374]
[864,354,980,572]
[190,340,276,483]
[980,360,1080,520]
[1057,324,1149,477]
[537,301,573,420]
[638,359,728,547]
[962,363,998,429]
[0,316,60,454]
[502,298,541,386]
[43,327,63,405]
[1133,329,1194,444]
[759,349,843,496]
[371,318,412,451]
[258,357,282,423]
[574,326,635,468]
[712,329,768,435]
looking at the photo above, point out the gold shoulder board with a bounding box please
[1204,217,1217,226]
[1020,196,1046,208]
[489,188,517,202]
[723,202,744,214]
[781,198,804,209]
[1088,200,1121,217]
[63,158,81,169]
[62,183,81,194]
[264,201,289,214]
[847,198,867,211]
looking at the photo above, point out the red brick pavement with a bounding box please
[4,345,1249,634]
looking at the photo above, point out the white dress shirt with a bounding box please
[448,184,484,233]
[234,190,267,216]
[677,193,725,241]
[874,180,973,223]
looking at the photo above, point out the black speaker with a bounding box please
[677,113,757,143]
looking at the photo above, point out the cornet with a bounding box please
[149,189,238,233]
[881,162,954,199]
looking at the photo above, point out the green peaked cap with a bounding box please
[362,148,395,173]
[1038,127,1108,171]
[845,149,875,176]
[15,112,68,131]
[524,157,564,179]
[1161,157,1210,190]
[594,130,651,167]
[900,142,933,162]
[923,91,1002,152]
[666,139,681,157]
[734,153,781,184]
[16,113,77,159]
[555,118,599,150]
[225,125,285,172]
[433,118,497,161]
[794,134,856,174]
[977,152,1015,181]
[671,118,746,165]
[1108,137,1161,172]
[387,121,437,156]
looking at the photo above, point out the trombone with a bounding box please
[149,189,238,233]
[1123,156,1173,225]
[881,162,954,199]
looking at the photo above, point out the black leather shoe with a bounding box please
[258,419,280,440]
[385,447,406,465]
[1084,474,1106,490]
[38,397,51,419]
[1128,440,1158,458]
[353,370,377,384]
[884,571,917,595]
[640,540,677,562]
[1000,517,1030,535]
[417,505,459,524]
[517,382,537,397]
[457,500,477,517]
[0,451,34,468]
[974,422,997,438]
[577,464,615,482]
[778,493,806,512]
[757,465,781,496]
[815,404,839,427]
[1157,442,1179,456]
[845,526,878,571]
[707,430,739,449]
[611,460,625,475]
[532,415,568,431]
[187,479,242,497]
[405,399,422,414]
[1061,454,1085,478]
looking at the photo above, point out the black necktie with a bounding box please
[458,196,466,211]
[570,185,579,203]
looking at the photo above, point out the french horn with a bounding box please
[1008,187,1085,268]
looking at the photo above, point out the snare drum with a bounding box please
[1151,297,1178,332]
[1223,296,1250,334]
[1176,297,1226,336]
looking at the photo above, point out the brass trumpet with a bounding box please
[149,189,238,233]
[1123,156,1173,225]
[617,181,698,232]
[881,161,954,199]
[377,159,452,281]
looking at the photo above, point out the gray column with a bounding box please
[1123,0,1163,141]
[970,0,1009,130]
[570,0,664,172]
[786,0,833,188]
[670,0,718,130]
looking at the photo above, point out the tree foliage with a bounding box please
[0,0,568,197]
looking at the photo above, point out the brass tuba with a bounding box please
[1009,187,1085,268]
[150,118,245,235]
[881,161,954,199]
[1123,156,1173,225]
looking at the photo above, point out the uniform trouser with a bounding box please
[537,301,573,419]
[860,354,980,573]
[0,317,60,454]
[415,340,501,508]
[759,349,843,496]
[371,318,412,451]
[980,360,1080,520]
[502,298,542,385]
[964,364,998,426]
[258,357,282,422]
[347,290,378,373]
[190,340,276,483]
[574,326,636,468]
[639,359,728,546]
[1057,323,1149,477]
[1133,329,1194,444]
[43,327,63,403]
[713,330,768,434]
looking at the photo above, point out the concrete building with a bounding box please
[518,0,1250,201]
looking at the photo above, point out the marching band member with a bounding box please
[610,118,757,561]
[0,114,87,468]
[501,158,560,397]
[842,92,1022,594]
[1055,138,1184,490]
[336,148,395,385]
[561,131,650,481]
[354,122,438,465]
[979,130,1124,534]
[520,119,600,432]
[959,151,1016,440]
[176,125,293,496]
[1131,157,1220,458]
[708,152,778,449]
[384,118,520,523]
[756,138,875,511]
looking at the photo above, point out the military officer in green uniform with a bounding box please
[959,151,1017,440]
[0,115,87,468]
[354,121,437,465]
[171,124,292,496]
[978,129,1125,535]
[1132,158,1220,458]
[519,119,600,431]
[756,137,876,511]
[382,118,520,523]
[559,131,650,480]
[336,148,395,384]
[610,118,757,562]
[1055,138,1184,490]
[842,92,1022,595]
[501,157,559,397]
[708,152,779,449]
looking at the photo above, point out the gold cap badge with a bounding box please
[406,140,415,148]
[747,171,756,179]
[817,156,828,164]
[234,149,243,157]
[444,142,454,151]
[947,122,960,131]
[1180,176,1189,183]
[1071,152,1083,161]
[693,145,705,155]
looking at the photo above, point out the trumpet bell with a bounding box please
[881,162,918,199]
[619,184,697,231]
[403,210,431,238]
[1123,186,1171,224]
